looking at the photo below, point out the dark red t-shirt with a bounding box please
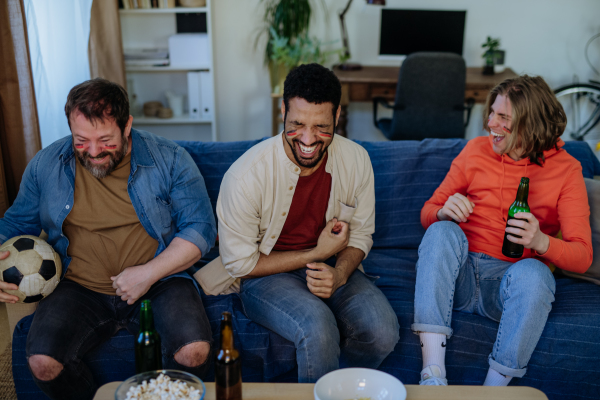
[273,153,332,251]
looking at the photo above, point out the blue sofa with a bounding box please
[12,138,600,400]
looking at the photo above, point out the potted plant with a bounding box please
[258,0,337,94]
[268,28,343,93]
[482,36,500,75]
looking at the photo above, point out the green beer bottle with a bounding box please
[216,312,242,400]
[502,177,530,258]
[135,299,162,373]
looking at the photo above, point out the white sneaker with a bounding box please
[419,365,448,386]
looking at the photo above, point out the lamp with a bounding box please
[338,0,386,71]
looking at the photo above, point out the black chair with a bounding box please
[373,52,475,141]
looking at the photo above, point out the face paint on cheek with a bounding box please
[286,131,299,137]
[502,126,512,134]
[317,133,332,138]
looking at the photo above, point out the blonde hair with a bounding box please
[483,75,566,166]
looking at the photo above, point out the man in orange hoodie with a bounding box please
[412,75,592,386]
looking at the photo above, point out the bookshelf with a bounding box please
[118,2,217,141]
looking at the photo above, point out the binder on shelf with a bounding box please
[199,71,214,119]
[187,72,201,120]
[187,71,214,120]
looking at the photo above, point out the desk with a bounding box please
[271,66,517,137]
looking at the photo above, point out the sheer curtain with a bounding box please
[24,0,93,148]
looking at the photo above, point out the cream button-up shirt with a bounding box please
[194,133,375,295]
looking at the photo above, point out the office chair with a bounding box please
[373,52,475,141]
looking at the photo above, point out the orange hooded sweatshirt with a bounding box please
[421,136,592,273]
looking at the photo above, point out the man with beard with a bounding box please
[195,63,399,382]
[0,78,216,400]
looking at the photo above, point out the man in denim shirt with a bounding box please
[0,78,216,400]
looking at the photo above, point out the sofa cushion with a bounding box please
[356,139,467,249]
[176,139,264,215]
[561,141,600,179]
[561,178,600,285]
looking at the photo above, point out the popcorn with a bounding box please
[124,373,202,400]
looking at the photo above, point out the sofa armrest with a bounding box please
[7,302,36,338]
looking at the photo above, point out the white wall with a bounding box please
[211,0,600,142]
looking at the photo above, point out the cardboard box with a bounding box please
[168,33,210,67]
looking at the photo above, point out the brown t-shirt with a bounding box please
[63,152,159,294]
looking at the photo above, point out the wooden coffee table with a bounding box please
[94,381,548,400]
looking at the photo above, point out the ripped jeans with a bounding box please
[26,278,213,400]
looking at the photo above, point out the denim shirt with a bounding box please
[0,129,217,286]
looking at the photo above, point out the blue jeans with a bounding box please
[26,278,213,400]
[411,221,556,378]
[239,264,400,383]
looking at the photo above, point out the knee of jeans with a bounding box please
[296,312,339,350]
[370,322,400,357]
[506,260,556,294]
[420,221,466,252]
[427,220,464,238]
[174,341,211,368]
[352,309,400,354]
[28,355,64,381]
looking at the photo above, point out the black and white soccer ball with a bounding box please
[0,235,61,303]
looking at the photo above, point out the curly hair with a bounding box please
[65,78,130,134]
[283,63,342,122]
[483,75,566,166]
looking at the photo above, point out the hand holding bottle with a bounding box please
[505,212,550,254]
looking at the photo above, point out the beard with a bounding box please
[74,134,128,179]
[287,137,331,168]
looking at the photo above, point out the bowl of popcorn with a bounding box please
[115,370,205,400]
[314,368,406,400]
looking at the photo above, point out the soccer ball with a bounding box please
[0,235,61,303]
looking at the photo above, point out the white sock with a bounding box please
[419,332,447,378]
[483,368,512,386]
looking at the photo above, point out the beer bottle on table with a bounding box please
[502,177,530,258]
[135,299,162,373]
[216,311,242,400]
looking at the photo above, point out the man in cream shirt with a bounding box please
[195,63,399,382]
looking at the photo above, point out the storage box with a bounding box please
[168,33,210,67]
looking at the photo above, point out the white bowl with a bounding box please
[314,368,406,400]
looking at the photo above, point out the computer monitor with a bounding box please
[379,9,466,60]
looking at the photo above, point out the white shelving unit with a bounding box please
[119,2,217,142]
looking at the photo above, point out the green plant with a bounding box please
[258,0,325,64]
[269,27,344,68]
[482,36,501,66]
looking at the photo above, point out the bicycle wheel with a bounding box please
[554,83,600,141]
